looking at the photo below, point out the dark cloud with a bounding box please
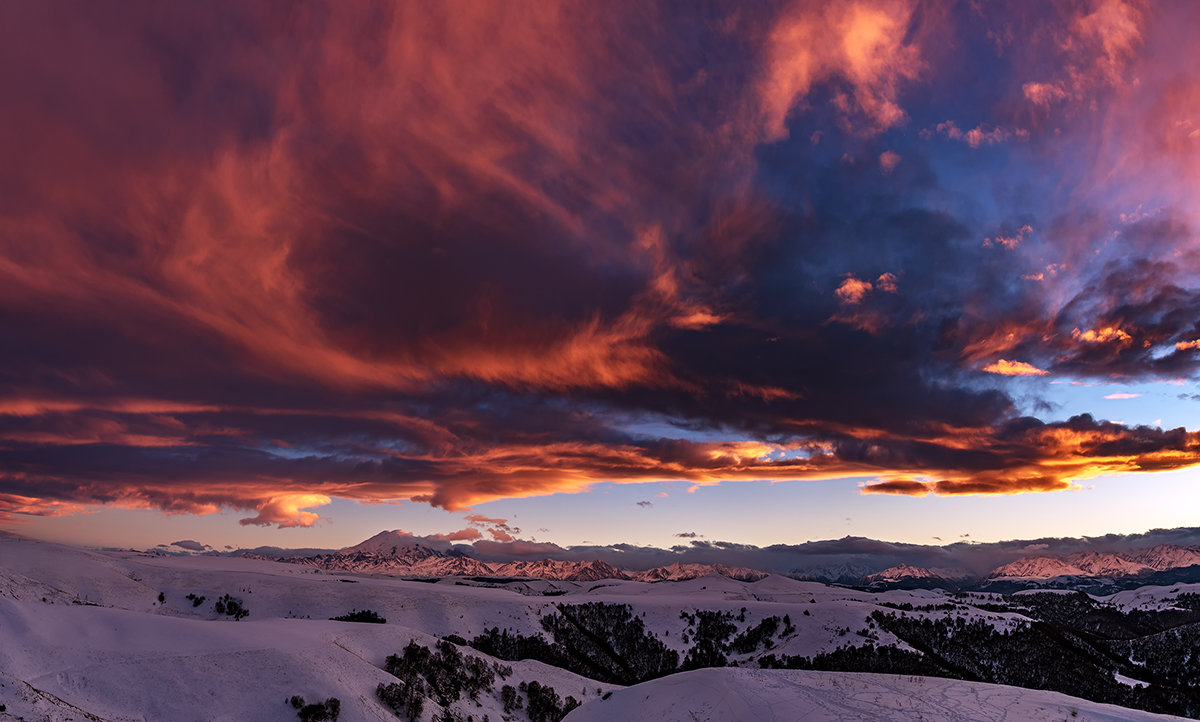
[170,540,208,552]
[0,1,1198,526]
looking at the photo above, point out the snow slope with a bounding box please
[564,668,1189,722]
[0,596,612,722]
[0,535,1188,721]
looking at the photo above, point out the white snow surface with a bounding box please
[1101,582,1200,611]
[564,668,1188,722]
[0,535,1187,721]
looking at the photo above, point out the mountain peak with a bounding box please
[1131,544,1200,571]
[865,564,964,583]
[342,530,446,559]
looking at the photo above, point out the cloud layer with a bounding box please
[3,1,1200,526]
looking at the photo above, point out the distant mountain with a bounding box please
[985,548,1198,581]
[256,533,769,583]
[1132,544,1200,571]
[865,564,966,582]
[254,535,1200,591]
[489,559,627,582]
[628,562,767,583]
[832,544,1200,593]
[987,555,1094,580]
[342,530,450,559]
[973,545,1200,592]
[787,562,874,585]
[862,564,967,590]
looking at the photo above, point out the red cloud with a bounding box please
[427,528,483,543]
[760,0,926,139]
[1,1,1199,533]
[836,276,874,305]
[465,514,509,527]
[238,495,331,528]
[487,527,516,543]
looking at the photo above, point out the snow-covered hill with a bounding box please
[2,534,1198,720]
[563,668,1188,722]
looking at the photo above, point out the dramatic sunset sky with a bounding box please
[3,0,1200,553]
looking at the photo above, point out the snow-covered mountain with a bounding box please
[260,533,768,583]
[490,558,627,582]
[628,562,767,583]
[1132,544,1200,571]
[255,536,1200,591]
[342,529,451,559]
[987,546,1200,580]
[1065,551,1153,577]
[988,555,1092,579]
[863,564,966,583]
[787,561,874,584]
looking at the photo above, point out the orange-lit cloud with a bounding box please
[874,272,898,294]
[935,121,1027,149]
[2,1,1200,532]
[835,275,875,304]
[431,528,484,543]
[760,0,924,139]
[239,495,331,528]
[983,225,1033,250]
[830,272,899,332]
[982,359,1049,377]
[1020,0,1145,107]
[1073,326,1134,345]
[488,527,516,542]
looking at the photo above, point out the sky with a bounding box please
[2,0,1200,556]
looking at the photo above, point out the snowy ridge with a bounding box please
[262,532,768,582]
[563,668,1187,722]
[1132,545,1200,572]
[864,564,967,583]
[987,547,1200,581]
[627,562,767,583]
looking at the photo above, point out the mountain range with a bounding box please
[254,530,768,583]
[860,545,1200,592]
[248,531,1200,592]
